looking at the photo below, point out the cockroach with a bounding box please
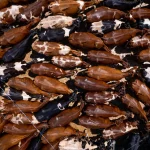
[6,112,40,124]
[137,19,150,29]
[36,15,75,29]
[84,104,127,120]
[9,133,38,150]
[0,5,23,24]
[129,8,150,22]
[87,66,136,82]
[138,48,150,62]
[86,6,126,23]
[32,41,72,56]
[0,98,50,114]
[69,32,110,51]
[122,94,148,121]
[0,19,38,47]
[42,126,83,143]
[17,0,48,23]
[129,34,150,48]
[48,102,84,128]
[8,77,52,97]
[90,20,125,35]
[85,91,118,104]
[87,50,128,67]
[0,134,29,150]
[59,137,98,150]
[75,76,118,91]
[52,56,89,69]
[0,115,7,134]
[132,79,150,106]
[49,0,100,16]
[30,63,73,78]
[2,31,36,63]
[34,76,72,94]
[103,121,138,139]
[34,92,78,122]
[104,0,140,10]
[79,115,113,129]
[102,28,142,45]
[3,123,48,134]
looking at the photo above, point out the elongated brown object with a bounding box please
[86,6,126,22]
[103,121,138,139]
[42,126,82,143]
[31,63,73,78]
[79,116,113,129]
[87,66,134,81]
[32,41,72,56]
[132,79,150,106]
[75,76,117,91]
[8,77,51,97]
[69,32,109,51]
[34,76,72,94]
[3,123,48,134]
[0,99,50,114]
[0,115,7,134]
[0,19,38,46]
[122,94,148,121]
[48,102,84,128]
[85,91,118,104]
[0,134,29,150]
[102,29,141,45]
[6,113,40,124]
[84,104,126,120]
[139,49,150,62]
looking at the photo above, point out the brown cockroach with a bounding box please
[84,104,127,120]
[34,76,72,94]
[87,66,136,82]
[32,41,72,56]
[8,77,52,98]
[0,19,39,46]
[9,133,38,150]
[139,48,150,62]
[6,112,40,124]
[0,98,50,114]
[0,5,23,24]
[69,32,110,52]
[103,121,138,139]
[129,8,150,22]
[52,55,89,68]
[42,126,83,143]
[86,6,126,23]
[132,79,150,106]
[30,63,73,78]
[17,0,48,23]
[0,115,7,134]
[122,94,148,121]
[75,76,118,91]
[79,116,113,129]
[49,0,100,16]
[87,50,128,67]
[102,28,142,45]
[129,34,150,48]
[0,134,29,150]
[85,91,118,104]
[48,102,84,128]
[3,123,48,134]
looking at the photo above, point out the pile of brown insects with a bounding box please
[0,0,150,149]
